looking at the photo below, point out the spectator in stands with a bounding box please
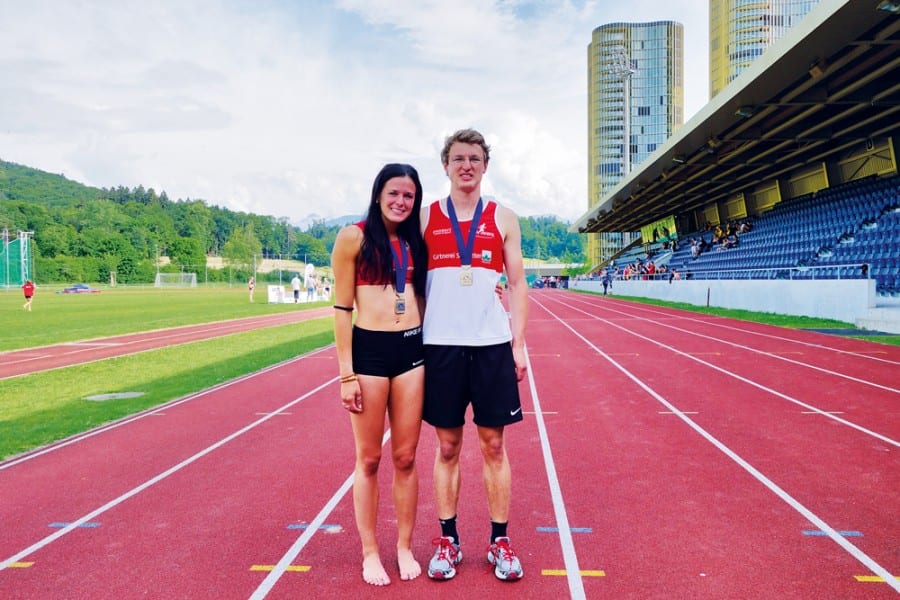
[690,239,700,259]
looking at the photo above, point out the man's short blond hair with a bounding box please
[441,128,491,166]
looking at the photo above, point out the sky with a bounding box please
[0,0,709,226]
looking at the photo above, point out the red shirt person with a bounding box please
[22,279,35,311]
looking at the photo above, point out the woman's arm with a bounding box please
[331,225,363,412]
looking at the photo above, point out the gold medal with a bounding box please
[459,266,473,286]
[394,295,406,314]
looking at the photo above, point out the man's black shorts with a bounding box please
[423,343,523,428]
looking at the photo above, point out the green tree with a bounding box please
[222,223,262,273]
[168,237,206,272]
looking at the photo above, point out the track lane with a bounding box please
[557,293,900,439]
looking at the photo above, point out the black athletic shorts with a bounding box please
[352,325,424,378]
[423,343,523,428]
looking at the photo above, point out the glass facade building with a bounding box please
[709,0,820,98]
[587,21,684,267]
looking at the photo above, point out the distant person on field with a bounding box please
[248,276,255,302]
[331,163,428,586]
[305,271,316,301]
[22,279,35,311]
[291,273,301,303]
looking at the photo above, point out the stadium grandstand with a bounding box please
[572,0,900,333]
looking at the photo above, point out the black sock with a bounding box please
[440,516,459,544]
[491,520,508,543]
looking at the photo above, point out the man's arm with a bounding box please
[498,205,528,381]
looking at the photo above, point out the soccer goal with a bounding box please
[154,272,198,288]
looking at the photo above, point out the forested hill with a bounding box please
[0,159,585,284]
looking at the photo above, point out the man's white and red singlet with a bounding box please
[422,198,511,346]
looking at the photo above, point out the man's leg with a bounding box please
[476,425,510,524]
[433,426,463,521]
[428,426,464,579]
[478,424,523,581]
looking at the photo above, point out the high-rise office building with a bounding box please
[709,0,820,98]
[587,21,684,267]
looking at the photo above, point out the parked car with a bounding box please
[58,283,101,294]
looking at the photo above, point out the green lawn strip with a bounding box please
[0,318,335,459]
[575,290,900,346]
[1,287,329,351]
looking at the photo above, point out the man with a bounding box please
[291,273,301,303]
[421,128,528,582]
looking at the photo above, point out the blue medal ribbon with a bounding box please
[390,239,409,294]
[446,196,483,266]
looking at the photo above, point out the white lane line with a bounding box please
[523,344,586,600]
[533,296,900,593]
[248,431,390,599]
[571,293,900,367]
[552,297,899,448]
[567,295,900,394]
[0,376,336,571]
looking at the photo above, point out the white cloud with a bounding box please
[0,0,709,225]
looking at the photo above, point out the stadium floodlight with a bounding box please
[671,156,686,165]
[735,106,755,118]
[876,0,900,14]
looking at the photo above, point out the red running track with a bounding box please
[0,289,897,599]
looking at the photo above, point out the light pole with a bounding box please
[610,44,635,178]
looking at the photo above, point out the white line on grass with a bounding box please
[532,296,900,593]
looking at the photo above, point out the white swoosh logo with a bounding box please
[510,407,522,416]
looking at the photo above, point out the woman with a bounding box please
[22,279,35,311]
[248,276,255,302]
[331,163,428,586]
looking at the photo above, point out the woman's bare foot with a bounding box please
[362,553,391,586]
[397,548,421,581]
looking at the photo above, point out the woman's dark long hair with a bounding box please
[359,163,428,298]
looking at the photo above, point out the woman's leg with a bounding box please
[350,375,391,585]
[387,366,424,580]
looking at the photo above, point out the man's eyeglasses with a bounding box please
[450,156,483,167]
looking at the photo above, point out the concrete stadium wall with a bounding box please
[570,278,876,324]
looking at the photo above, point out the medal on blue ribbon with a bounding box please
[447,197,483,287]
[390,240,409,314]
